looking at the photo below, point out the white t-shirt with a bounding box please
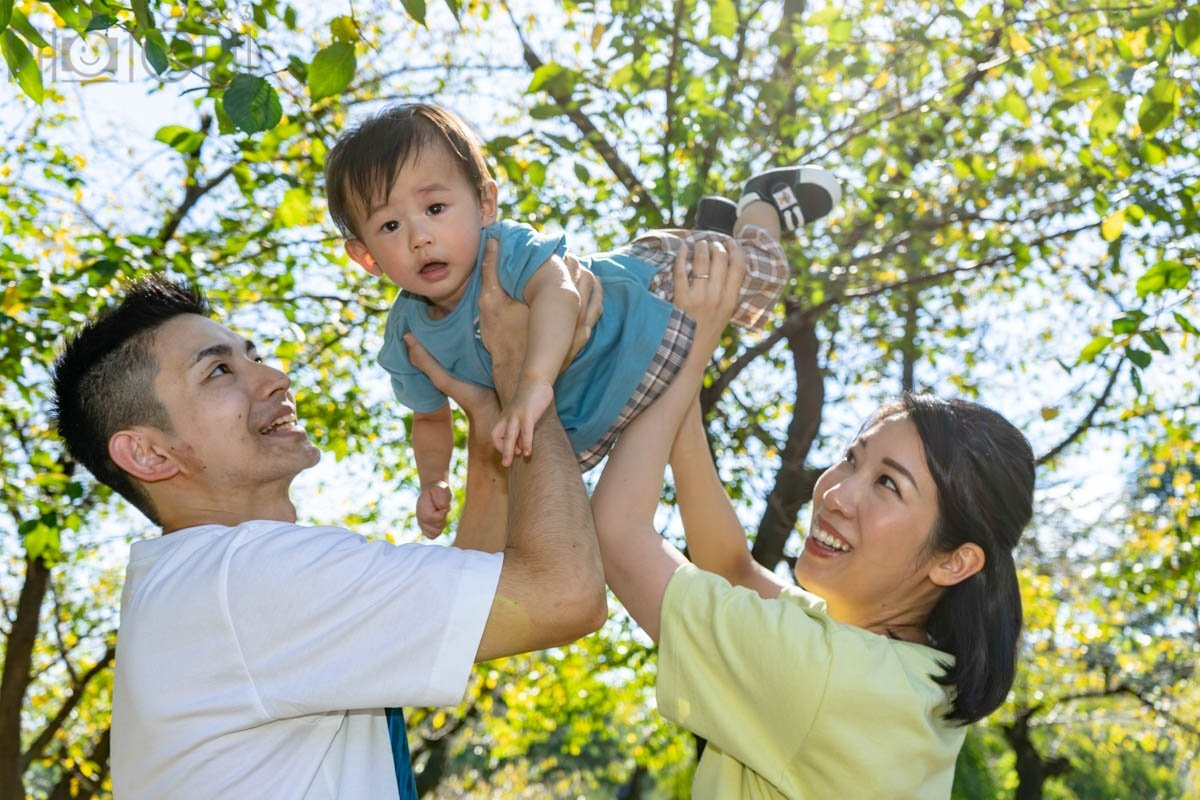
[111,520,503,799]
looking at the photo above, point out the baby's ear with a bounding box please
[345,240,381,276]
[480,181,499,226]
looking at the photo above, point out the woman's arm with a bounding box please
[669,401,786,599]
[591,242,747,642]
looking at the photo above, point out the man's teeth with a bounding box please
[260,414,296,434]
[812,527,850,552]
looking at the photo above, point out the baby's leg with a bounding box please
[633,229,788,333]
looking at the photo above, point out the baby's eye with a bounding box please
[381,220,400,233]
[428,203,445,215]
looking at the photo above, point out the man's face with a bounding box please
[148,314,320,492]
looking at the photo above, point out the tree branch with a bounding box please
[21,644,116,770]
[1036,357,1125,466]
[502,3,660,222]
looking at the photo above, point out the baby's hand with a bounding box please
[491,382,555,467]
[416,481,452,539]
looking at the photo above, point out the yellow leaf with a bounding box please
[1101,210,1125,241]
[872,70,889,89]
[1040,406,1060,420]
[1009,31,1033,54]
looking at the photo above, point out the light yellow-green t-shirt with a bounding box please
[657,564,966,799]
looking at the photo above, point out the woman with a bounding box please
[590,244,1035,798]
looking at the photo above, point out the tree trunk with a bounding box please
[1003,708,1072,800]
[751,314,825,570]
[0,555,51,800]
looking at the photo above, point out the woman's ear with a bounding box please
[109,428,181,483]
[929,543,985,587]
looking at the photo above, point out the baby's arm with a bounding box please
[490,254,581,466]
[413,402,455,538]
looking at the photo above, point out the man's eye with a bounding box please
[209,363,230,377]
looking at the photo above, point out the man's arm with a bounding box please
[412,239,606,661]
[590,242,747,642]
[491,255,581,465]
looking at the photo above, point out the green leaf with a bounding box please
[144,30,169,75]
[86,13,117,31]
[1030,62,1049,93]
[23,521,62,563]
[1138,78,1178,136]
[1135,259,1190,297]
[1078,335,1113,364]
[1173,312,1200,336]
[400,0,427,26]
[330,15,357,42]
[1130,366,1143,394]
[154,124,204,153]
[2,31,43,104]
[1126,1,1171,29]
[1088,92,1126,141]
[9,10,49,49]
[1177,9,1200,55]
[276,187,313,227]
[1062,75,1108,103]
[710,0,736,38]
[1112,312,1145,335]
[829,19,853,45]
[1127,348,1152,369]
[308,42,356,102]
[223,73,282,134]
[1141,330,1170,355]
[131,0,151,29]
[0,0,13,31]
[807,6,840,26]
[1002,91,1029,124]
[528,63,579,97]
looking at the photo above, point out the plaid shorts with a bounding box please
[614,225,788,333]
[576,307,696,471]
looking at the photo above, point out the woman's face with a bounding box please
[796,414,945,637]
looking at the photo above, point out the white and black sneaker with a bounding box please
[737,166,840,234]
[694,196,738,236]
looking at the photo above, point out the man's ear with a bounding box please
[345,240,381,276]
[109,428,181,484]
[480,180,499,226]
[929,543,985,587]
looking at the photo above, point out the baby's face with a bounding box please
[346,142,497,314]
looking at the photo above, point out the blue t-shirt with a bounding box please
[377,220,674,454]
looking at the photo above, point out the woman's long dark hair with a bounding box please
[873,394,1035,724]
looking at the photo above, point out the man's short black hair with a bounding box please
[52,274,211,524]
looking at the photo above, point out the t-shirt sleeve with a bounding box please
[378,324,449,413]
[223,524,502,717]
[495,221,567,301]
[656,564,835,781]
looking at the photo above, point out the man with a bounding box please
[51,240,606,798]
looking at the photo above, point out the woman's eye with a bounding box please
[880,475,900,495]
[843,448,856,465]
